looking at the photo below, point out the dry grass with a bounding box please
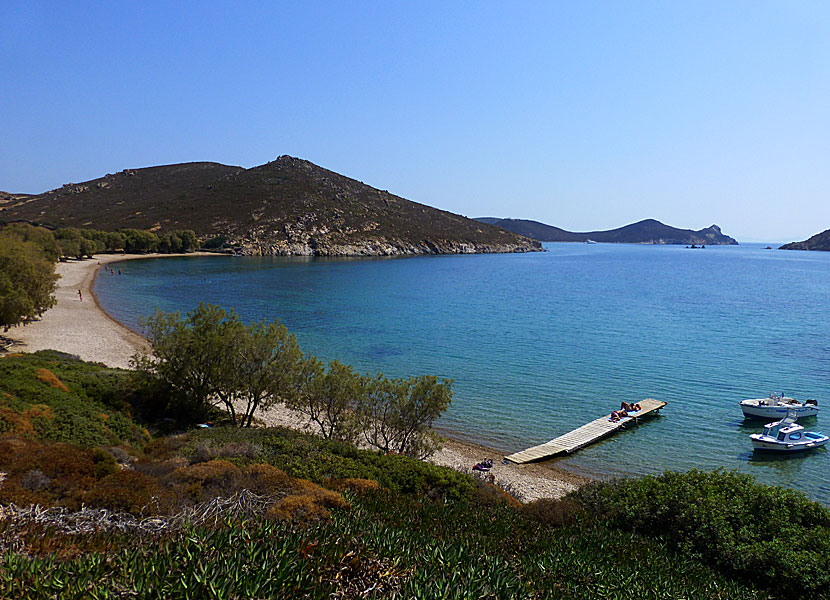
[35,368,69,392]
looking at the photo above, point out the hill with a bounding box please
[477,217,738,245]
[780,228,830,251]
[476,217,585,242]
[0,157,541,256]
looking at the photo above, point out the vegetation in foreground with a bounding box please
[2,351,829,598]
[2,487,770,600]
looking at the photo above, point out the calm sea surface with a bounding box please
[95,243,830,504]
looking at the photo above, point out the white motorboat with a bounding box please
[739,393,818,419]
[750,410,829,452]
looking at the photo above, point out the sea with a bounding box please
[95,242,830,504]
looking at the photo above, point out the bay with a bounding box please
[95,243,830,504]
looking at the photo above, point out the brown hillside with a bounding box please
[0,157,540,256]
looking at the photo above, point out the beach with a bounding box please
[4,254,588,501]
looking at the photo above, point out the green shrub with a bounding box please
[178,426,475,501]
[572,468,830,598]
[0,352,151,448]
[90,447,119,478]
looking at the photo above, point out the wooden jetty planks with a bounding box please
[504,398,666,464]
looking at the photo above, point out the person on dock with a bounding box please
[609,409,628,422]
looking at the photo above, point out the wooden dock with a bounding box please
[504,398,666,464]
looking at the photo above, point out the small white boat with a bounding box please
[739,393,818,419]
[750,410,829,452]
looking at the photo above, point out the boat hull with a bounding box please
[740,402,818,419]
[750,435,829,452]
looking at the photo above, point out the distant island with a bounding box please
[0,157,541,257]
[779,228,830,251]
[476,217,738,245]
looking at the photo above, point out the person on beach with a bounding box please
[78,289,83,301]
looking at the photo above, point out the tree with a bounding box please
[79,228,110,253]
[79,237,97,258]
[132,303,303,426]
[218,319,303,427]
[122,229,158,253]
[287,358,363,442]
[105,231,126,252]
[176,230,198,252]
[0,231,59,331]
[54,228,82,260]
[132,303,233,420]
[3,223,60,262]
[358,375,453,458]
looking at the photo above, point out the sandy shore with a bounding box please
[4,254,157,368]
[4,253,589,501]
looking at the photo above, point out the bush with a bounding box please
[325,478,382,496]
[266,482,349,524]
[84,470,172,515]
[90,447,119,478]
[166,459,245,503]
[0,438,97,509]
[571,468,830,598]
[34,369,69,392]
[179,427,476,502]
[520,497,581,527]
[243,463,293,495]
[0,352,152,448]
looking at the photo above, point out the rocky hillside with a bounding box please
[477,217,738,245]
[0,157,541,256]
[779,229,830,251]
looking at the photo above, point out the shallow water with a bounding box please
[96,243,830,503]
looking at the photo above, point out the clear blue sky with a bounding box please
[2,1,829,242]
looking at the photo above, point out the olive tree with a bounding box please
[358,375,453,459]
[219,319,302,427]
[287,358,363,442]
[132,303,234,420]
[133,303,303,426]
[0,227,59,331]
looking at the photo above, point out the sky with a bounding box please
[2,1,829,242]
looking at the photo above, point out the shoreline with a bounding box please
[4,252,589,501]
[5,252,219,368]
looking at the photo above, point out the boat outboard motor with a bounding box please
[805,399,818,406]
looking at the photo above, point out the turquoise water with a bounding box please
[95,243,830,503]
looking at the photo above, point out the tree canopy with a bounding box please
[0,224,59,331]
[135,303,454,457]
[133,303,303,426]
